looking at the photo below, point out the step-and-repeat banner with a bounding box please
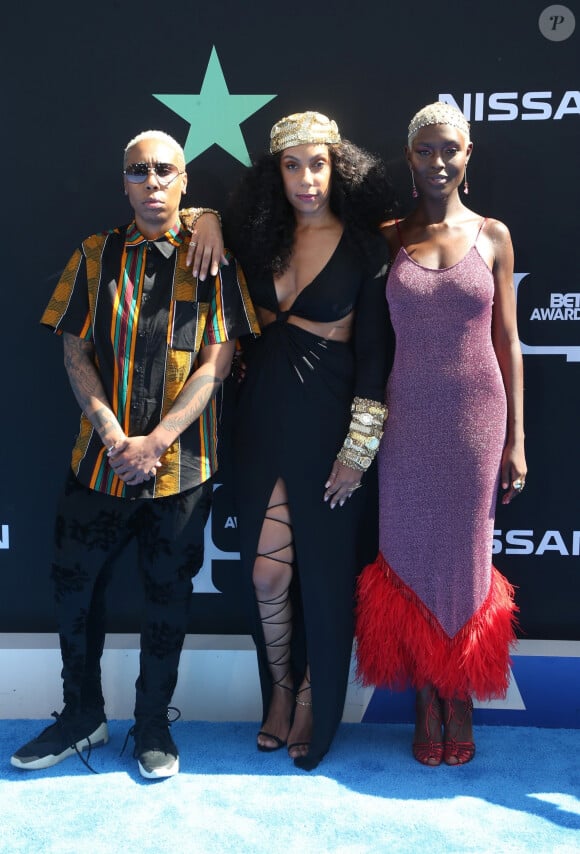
[1,1,578,663]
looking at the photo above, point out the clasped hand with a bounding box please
[107,436,162,486]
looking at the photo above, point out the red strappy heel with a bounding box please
[412,686,444,766]
[443,697,476,766]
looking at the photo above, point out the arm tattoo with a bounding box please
[63,334,121,444]
[161,374,222,434]
[92,407,120,433]
[63,335,102,408]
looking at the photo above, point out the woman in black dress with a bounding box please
[224,111,395,770]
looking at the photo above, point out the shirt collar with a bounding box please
[125,219,187,257]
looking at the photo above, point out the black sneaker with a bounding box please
[11,707,108,771]
[131,708,180,779]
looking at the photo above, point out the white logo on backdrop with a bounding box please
[529,293,580,321]
[439,91,580,121]
[515,273,580,362]
[493,529,580,556]
[193,485,240,594]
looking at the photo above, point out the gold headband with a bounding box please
[407,101,471,145]
[270,111,341,154]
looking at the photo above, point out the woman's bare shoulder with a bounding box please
[380,218,403,254]
[483,217,512,243]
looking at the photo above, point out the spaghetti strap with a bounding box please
[475,217,487,242]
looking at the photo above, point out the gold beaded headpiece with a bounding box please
[269,111,341,154]
[407,101,471,145]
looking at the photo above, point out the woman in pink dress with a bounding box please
[355,102,527,766]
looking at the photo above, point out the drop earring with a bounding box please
[463,166,469,195]
[410,170,418,199]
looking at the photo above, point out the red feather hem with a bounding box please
[355,552,518,700]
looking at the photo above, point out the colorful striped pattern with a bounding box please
[111,242,144,432]
[42,250,92,338]
[42,220,259,498]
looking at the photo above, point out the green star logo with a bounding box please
[153,47,276,166]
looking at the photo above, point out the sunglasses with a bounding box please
[123,162,185,186]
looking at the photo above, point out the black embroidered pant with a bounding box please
[51,470,212,720]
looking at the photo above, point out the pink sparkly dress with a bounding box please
[355,219,517,700]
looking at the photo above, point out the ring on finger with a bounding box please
[513,479,525,491]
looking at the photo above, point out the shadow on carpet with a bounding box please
[1,721,579,853]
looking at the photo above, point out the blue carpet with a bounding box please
[1,721,578,853]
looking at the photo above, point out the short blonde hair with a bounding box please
[124,130,185,169]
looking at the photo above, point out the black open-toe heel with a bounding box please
[288,677,312,760]
[257,681,294,752]
[255,581,294,753]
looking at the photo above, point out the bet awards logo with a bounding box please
[211,482,240,553]
[515,274,580,362]
[439,91,579,122]
[529,293,580,321]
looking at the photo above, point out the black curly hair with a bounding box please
[224,140,396,277]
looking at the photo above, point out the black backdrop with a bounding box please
[1,0,579,639]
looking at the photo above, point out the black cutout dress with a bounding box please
[234,231,391,769]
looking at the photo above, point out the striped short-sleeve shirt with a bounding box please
[41,218,259,499]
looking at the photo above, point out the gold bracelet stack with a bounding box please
[180,207,222,230]
[336,397,388,471]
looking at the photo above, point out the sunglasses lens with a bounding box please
[155,163,179,179]
[124,163,149,183]
[124,163,180,185]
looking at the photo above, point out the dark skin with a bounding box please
[384,122,527,764]
[386,123,526,504]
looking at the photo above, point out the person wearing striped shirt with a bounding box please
[11,130,258,779]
